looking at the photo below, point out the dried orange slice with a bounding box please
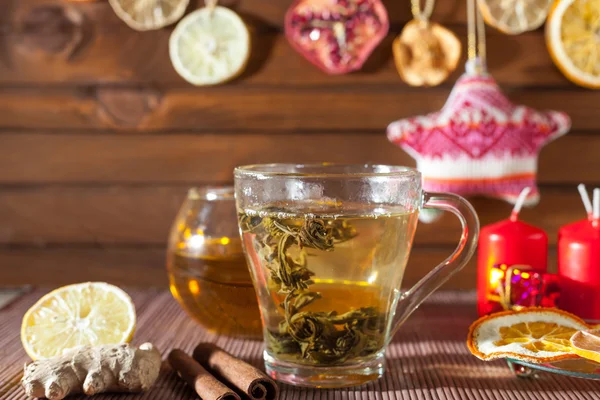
[546,0,600,89]
[467,308,589,363]
[109,0,189,31]
[393,20,462,87]
[479,0,553,35]
[571,329,600,363]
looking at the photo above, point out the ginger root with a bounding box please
[21,342,161,400]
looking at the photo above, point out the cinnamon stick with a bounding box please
[193,343,279,400]
[168,349,240,400]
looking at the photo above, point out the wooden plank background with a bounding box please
[0,0,597,289]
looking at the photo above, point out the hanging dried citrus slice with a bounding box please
[393,20,462,87]
[169,6,250,86]
[546,0,600,89]
[479,0,553,34]
[571,329,600,363]
[467,308,589,363]
[108,0,189,31]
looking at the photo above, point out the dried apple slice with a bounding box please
[285,0,389,75]
[393,20,461,87]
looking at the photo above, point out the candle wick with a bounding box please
[511,187,531,221]
[593,188,600,221]
[578,184,594,220]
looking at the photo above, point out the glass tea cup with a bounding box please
[234,164,479,388]
[167,186,262,338]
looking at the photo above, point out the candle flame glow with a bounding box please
[489,268,505,290]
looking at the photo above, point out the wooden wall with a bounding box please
[1,0,598,289]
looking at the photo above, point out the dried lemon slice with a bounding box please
[21,282,136,360]
[467,308,589,363]
[393,20,462,87]
[571,329,600,363]
[546,0,600,89]
[109,0,189,31]
[169,6,250,86]
[479,0,553,34]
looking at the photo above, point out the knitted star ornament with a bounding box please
[387,62,571,208]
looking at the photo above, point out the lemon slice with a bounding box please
[21,282,136,360]
[109,0,189,31]
[571,329,600,363]
[546,0,600,89]
[169,6,250,86]
[467,308,589,363]
[479,0,553,34]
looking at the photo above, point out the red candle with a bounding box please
[477,189,548,316]
[558,186,600,321]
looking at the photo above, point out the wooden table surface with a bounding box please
[2,288,599,400]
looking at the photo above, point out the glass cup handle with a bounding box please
[389,192,480,339]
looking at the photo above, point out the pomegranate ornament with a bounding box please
[285,0,389,75]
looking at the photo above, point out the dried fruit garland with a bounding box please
[105,0,598,88]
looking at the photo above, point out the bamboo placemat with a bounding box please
[2,289,600,400]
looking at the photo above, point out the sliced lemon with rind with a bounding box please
[546,0,600,89]
[468,308,589,363]
[169,6,250,86]
[479,0,553,34]
[571,329,600,363]
[21,282,136,360]
[109,0,189,31]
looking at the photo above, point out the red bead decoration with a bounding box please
[487,265,558,312]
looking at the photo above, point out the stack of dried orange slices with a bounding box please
[467,308,600,364]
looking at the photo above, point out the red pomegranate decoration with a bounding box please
[285,0,389,75]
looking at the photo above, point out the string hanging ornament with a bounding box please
[169,0,251,86]
[284,0,389,75]
[393,0,462,87]
[387,0,571,221]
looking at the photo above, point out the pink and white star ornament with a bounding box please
[387,61,571,215]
